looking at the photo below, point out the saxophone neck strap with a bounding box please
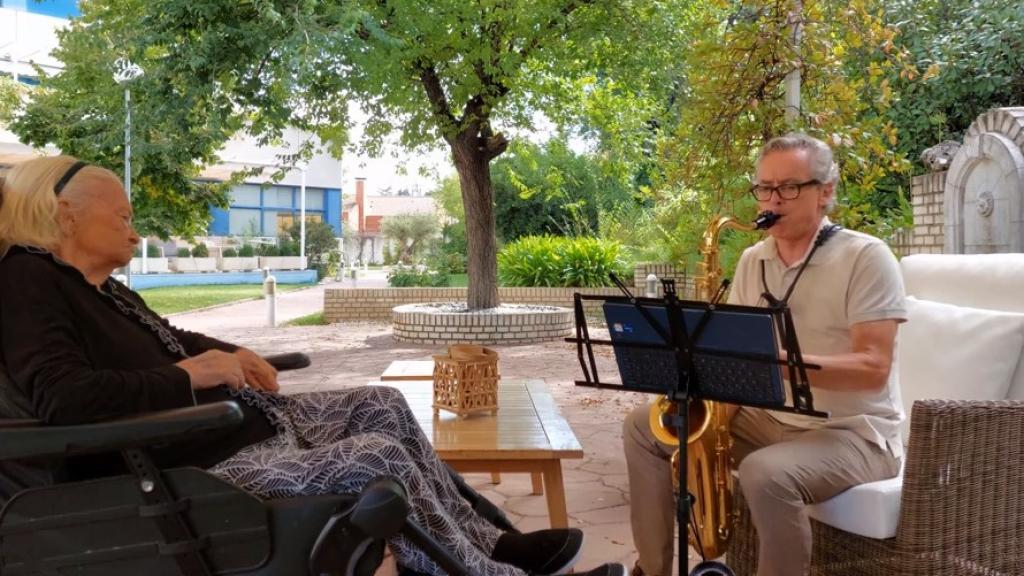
[760,223,842,309]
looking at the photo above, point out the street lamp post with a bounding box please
[784,2,804,124]
[299,164,307,264]
[113,57,143,288]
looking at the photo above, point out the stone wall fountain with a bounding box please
[944,107,1024,254]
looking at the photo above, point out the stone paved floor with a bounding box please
[176,315,698,574]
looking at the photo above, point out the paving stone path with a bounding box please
[170,294,700,573]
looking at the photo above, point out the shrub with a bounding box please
[191,243,210,257]
[147,244,162,258]
[277,237,300,257]
[176,247,191,258]
[222,247,238,257]
[287,220,341,280]
[433,252,466,276]
[256,243,280,257]
[498,235,628,287]
[561,237,630,287]
[387,264,449,287]
[238,244,256,258]
[496,235,565,287]
[382,242,396,265]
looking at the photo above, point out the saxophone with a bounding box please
[648,215,757,561]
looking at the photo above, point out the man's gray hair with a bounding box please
[757,133,840,185]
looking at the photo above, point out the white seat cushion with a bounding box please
[898,297,1024,441]
[807,471,904,539]
[900,253,1024,313]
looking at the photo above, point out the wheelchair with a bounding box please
[0,353,516,576]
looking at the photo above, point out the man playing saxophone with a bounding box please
[623,133,906,576]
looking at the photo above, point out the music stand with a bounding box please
[567,277,827,576]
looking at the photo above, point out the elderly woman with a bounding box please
[0,156,622,576]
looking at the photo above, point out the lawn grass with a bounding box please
[285,311,328,326]
[139,283,311,315]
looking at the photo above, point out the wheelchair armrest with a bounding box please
[0,418,43,428]
[0,401,243,461]
[264,352,311,372]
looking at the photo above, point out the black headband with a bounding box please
[53,161,89,196]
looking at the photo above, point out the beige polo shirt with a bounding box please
[727,218,908,458]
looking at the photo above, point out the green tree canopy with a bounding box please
[431,175,465,225]
[660,0,914,239]
[886,0,1024,172]
[10,0,238,239]
[289,219,340,279]
[492,139,635,241]
[14,0,687,309]
[381,212,440,264]
[0,76,22,126]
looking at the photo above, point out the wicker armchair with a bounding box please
[728,399,1024,576]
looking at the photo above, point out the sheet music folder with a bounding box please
[601,298,788,408]
[603,300,787,408]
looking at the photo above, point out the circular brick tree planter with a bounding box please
[393,302,573,345]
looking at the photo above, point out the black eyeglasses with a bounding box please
[749,179,821,201]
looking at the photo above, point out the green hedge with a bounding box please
[498,235,629,287]
[387,265,449,287]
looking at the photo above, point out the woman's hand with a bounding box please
[234,347,279,392]
[176,350,246,390]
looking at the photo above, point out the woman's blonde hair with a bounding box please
[0,155,120,255]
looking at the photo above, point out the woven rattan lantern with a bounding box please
[432,344,499,417]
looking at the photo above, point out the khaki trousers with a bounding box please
[623,404,899,576]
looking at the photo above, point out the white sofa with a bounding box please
[732,253,1024,575]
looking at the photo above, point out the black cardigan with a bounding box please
[0,246,275,474]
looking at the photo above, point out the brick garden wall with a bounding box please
[633,262,695,299]
[323,286,623,322]
[392,306,574,345]
[905,171,947,255]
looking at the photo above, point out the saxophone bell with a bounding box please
[753,210,780,230]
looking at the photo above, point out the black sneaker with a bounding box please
[490,528,585,575]
[577,563,627,576]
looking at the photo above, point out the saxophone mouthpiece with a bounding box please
[754,211,780,230]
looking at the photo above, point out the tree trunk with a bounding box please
[451,136,499,310]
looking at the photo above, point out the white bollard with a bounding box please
[645,273,659,298]
[263,271,277,327]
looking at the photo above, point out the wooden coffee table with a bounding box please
[380,360,436,381]
[379,360,529,489]
[369,379,584,528]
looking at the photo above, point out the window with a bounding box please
[228,209,261,235]
[230,185,261,207]
[263,187,294,208]
[262,210,280,235]
[302,189,325,210]
[276,213,323,235]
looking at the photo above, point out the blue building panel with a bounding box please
[204,183,343,237]
[209,207,229,236]
[3,0,80,18]
[325,188,342,235]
